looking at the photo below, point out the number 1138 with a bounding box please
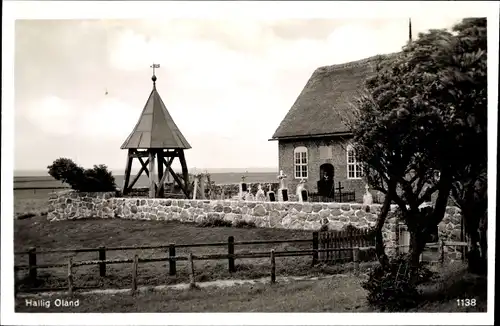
[457,299,476,307]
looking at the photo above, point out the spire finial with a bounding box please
[150,63,160,86]
[409,18,412,42]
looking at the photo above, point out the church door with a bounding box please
[318,163,334,198]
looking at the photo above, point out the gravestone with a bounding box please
[301,189,308,202]
[255,184,266,202]
[296,179,307,203]
[192,177,199,200]
[277,170,288,202]
[363,184,373,205]
[239,176,248,200]
[245,191,255,201]
[199,175,206,200]
[281,189,289,202]
[268,191,276,202]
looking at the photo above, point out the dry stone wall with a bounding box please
[47,190,463,260]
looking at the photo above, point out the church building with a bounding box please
[269,53,397,202]
[270,20,415,203]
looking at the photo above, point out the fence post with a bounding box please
[14,267,19,297]
[188,252,196,288]
[168,244,176,276]
[440,239,445,266]
[99,246,106,277]
[353,247,360,276]
[312,232,319,266]
[28,247,37,283]
[67,258,74,296]
[228,236,235,273]
[131,254,138,294]
[395,221,400,256]
[270,249,276,284]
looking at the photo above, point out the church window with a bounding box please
[347,145,363,179]
[294,146,308,179]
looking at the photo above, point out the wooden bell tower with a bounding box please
[121,64,191,198]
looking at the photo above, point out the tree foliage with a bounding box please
[48,158,116,192]
[349,18,487,272]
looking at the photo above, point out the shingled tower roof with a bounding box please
[121,75,191,149]
[271,52,400,140]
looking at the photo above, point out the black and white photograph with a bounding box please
[1,1,497,324]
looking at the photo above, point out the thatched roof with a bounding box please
[271,53,399,140]
[121,82,191,149]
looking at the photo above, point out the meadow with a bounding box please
[14,172,278,189]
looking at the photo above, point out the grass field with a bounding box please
[13,172,278,189]
[15,215,372,292]
[14,263,486,313]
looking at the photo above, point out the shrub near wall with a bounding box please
[47,190,463,259]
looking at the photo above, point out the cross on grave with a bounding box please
[277,170,287,189]
[336,182,344,202]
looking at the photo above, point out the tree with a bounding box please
[350,17,487,273]
[407,18,487,273]
[48,158,116,192]
[349,51,443,269]
[48,158,85,189]
[444,18,487,273]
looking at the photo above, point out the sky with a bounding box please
[14,14,480,173]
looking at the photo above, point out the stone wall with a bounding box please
[47,190,463,260]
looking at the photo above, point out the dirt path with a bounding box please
[16,274,359,298]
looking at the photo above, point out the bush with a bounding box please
[234,220,256,228]
[197,218,233,228]
[362,254,434,311]
[48,158,116,192]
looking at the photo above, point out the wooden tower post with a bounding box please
[120,64,191,198]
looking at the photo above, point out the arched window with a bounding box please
[346,145,363,179]
[294,146,308,179]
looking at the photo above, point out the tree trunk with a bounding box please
[478,212,487,275]
[408,171,452,273]
[374,192,391,268]
[463,206,480,273]
[408,211,427,275]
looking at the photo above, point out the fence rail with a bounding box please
[15,246,368,295]
[14,238,313,256]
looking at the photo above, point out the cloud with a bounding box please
[24,94,138,140]
[15,17,480,171]
[24,96,77,135]
[77,97,138,139]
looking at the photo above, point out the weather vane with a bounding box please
[150,63,160,85]
[151,63,160,76]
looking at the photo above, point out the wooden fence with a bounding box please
[14,233,467,295]
[309,192,356,203]
[15,230,376,282]
[317,229,376,263]
[14,232,374,294]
